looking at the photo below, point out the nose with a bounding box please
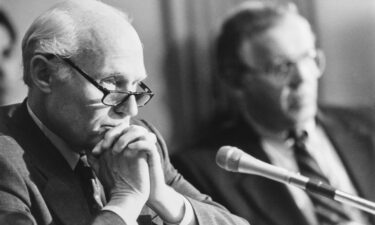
[113,95,138,117]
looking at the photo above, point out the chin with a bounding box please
[290,107,317,125]
[80,131,102,149]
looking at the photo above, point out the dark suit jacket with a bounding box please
[0,101,249,225]
[172,106,375,225]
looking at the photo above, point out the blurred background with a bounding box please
[1,0,375,151]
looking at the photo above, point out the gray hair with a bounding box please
[216,0,301,87]
[22,0,131,86]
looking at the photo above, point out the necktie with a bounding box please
[289,130,351,225]
[137,215,155,225]
[74,155,104,215]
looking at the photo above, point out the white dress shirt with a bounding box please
[257,120,369,225]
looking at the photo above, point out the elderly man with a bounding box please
[0,9,17,105]
[0,1,249,225]
[173,1,375,225]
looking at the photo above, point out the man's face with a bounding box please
[239,14,321,131]
[45,22,147,150]
[0,24,14,104]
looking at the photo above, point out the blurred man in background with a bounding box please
[0,0,249,224]
[173,1,375,225]
[0,9,17,105]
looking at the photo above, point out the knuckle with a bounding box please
[148,133,157,143]
[129,124,141,131]
[103,130,112,141]
[131,124,148,133]
[116,135,133,152]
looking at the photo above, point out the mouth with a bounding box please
[99,125,116,133]
[100,123,126,131]
[101,121,131,131]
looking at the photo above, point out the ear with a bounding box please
[29,55,54,93]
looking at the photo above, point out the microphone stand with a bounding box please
[335,190,375,215]
[217,146,375,215]
[268,163,375,215]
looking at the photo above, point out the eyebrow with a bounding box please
[272,48,317,63]
[99,73,149,85]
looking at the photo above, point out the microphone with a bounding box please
[216,146,375,215]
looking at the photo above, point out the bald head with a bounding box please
[22,0,138,86]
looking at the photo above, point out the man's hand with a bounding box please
[87,124,157,218]
[87,123,187,224]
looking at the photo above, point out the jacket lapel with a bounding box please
[318,110,375,202]
[213,118,310,225]
[10,102,92,225]
[238,143,309,225]
[44,176,91,225]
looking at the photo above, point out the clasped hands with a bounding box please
[86,124,185,224]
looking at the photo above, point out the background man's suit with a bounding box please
[0,101,247,225]
[172,106,375,225]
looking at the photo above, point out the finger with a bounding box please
[126,137,158,158]
[127,140,164,184]
[101,123,129,150]
[112,126,152,154]
[91,139,104,156]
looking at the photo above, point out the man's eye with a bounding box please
[100,76,130,91]
[276,62,293,73]
[101,81,117,90]
[100,76,121,90]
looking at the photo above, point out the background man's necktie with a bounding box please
[289,130,352,225]
[74,155,104,215]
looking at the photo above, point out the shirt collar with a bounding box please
[243,112,317,141]
[26,101,80,170]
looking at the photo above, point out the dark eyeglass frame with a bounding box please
[35,53,154,107]
[243,49,325,82]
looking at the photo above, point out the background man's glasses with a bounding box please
[37,53,154,107]
[243,49,325,82]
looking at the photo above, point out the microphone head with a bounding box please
[216,146,308,189]
[216,146,244,172]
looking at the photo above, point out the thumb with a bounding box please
[91,139,104,156]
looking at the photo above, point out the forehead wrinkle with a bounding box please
[76,21,139,55]
[62,4,145,82]
[67,0,140,57]
[71,23,144,75]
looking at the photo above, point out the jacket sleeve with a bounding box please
[0,137,38,225]
[0,136,128,225]
[139,119,250,225]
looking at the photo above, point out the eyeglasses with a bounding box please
[243,49,325,82]
[36,53,154,107]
